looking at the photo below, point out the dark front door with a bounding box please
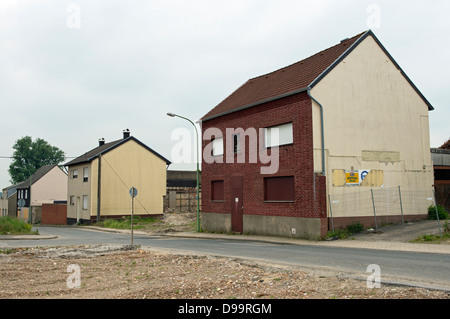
[231,176,243,233]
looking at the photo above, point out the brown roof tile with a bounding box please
[65,137,171,167]
[201,31,367,121]
[201,30,434,122]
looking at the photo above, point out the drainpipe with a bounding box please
[97,154,102,223]
[307,88,325,176]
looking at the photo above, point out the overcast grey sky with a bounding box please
[1,0,449,188]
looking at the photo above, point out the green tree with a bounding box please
[8,136,66,184]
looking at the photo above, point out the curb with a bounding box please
[0,235,58,240]
[158,232,450,255]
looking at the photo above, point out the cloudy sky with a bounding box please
[0,0,449,188]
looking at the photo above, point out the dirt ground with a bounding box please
[1,245,449,300]
[0,213,449,300]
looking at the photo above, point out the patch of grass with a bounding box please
[93,216,162,230]
[0,216,39,235]
[323,222,365,240]
[410,221,450,244]
[410,233,450,244]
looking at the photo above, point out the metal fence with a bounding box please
[328,186,439,231]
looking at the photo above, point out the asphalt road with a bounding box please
[2,226,450,291]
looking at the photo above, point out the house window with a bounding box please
[70,195,75,206]
[212,137,224,156]
[25,189,28,199]
[233,133,240,154]
[72,169,78,179]
[264,122,293,148]
[83,167,89,182]
[264,176,295,202]
[82,195,88,210]
[211,180,224,201]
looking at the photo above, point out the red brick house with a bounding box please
[200,30,434,239]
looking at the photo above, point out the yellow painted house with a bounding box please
[65,130,171,224]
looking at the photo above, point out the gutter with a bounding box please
[201,87,309,123]
[307,88,326,176]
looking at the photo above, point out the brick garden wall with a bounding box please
[41,203,67,225]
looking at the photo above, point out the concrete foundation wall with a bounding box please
[201,212,231,234]
[243,214,324,240]
[201,212,324,240]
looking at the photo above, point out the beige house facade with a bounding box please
[65,130,170,224]
[309,31,434,228]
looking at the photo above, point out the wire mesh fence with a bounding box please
[328,186,438,231]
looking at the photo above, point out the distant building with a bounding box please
[15,164,68,223]
[431,147,450,213]
[1,184,18,218]
[165,170,201,212]
[65,129,171,224]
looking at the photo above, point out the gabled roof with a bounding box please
[65,136,171,167]
[16,164,61,189]
[440,139,450,150]
[201,30,434,122]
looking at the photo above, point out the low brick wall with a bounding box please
[41,203,67,225]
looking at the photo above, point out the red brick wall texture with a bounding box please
[41,203,67,225]
[201,92,327,235]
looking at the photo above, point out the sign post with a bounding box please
[129,187,138,245]
[18,199,26,222]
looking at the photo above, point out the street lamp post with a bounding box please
[14,166,33,224]
[167,112,201,232]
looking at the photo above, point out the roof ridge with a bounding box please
[248,31,368,82]
[16,164,58,188]
[65,136,171,166]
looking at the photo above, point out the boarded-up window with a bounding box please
[211,180,224,201]
[264,176,295,202]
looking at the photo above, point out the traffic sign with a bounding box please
[18,199,26,208]
[129,187,138,198]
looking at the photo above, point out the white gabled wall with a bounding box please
[311,34,434,217]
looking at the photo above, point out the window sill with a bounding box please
[211,200,225,203]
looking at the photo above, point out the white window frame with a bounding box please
[72,169,78,179]
[82,195,88,210]
[212,137,224,156]
[264,122,293,148]
[83,167,89,182]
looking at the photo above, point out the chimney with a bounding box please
[99,138,105,146]
[123,129,130,139]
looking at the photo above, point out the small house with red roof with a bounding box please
[200,30,435,239]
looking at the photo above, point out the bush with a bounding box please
[0,216,38,235]
[346,222,364,234]
[428,205,449,220]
